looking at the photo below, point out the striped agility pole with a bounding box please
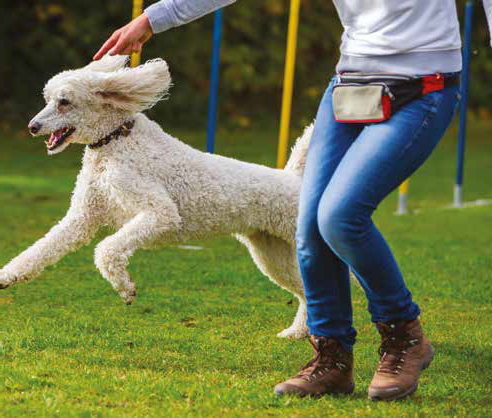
[206,9,223,154]
[131,0,144,68]
[454,0,474,207]
[277,0,301,168]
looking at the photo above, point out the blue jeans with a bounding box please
[296,76,460,352]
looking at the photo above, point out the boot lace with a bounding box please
[297,338,349,382]
[377,324,419,375]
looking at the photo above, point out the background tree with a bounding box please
[2,0,491,130]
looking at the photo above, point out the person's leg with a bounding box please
[275,79,363,397]
[296,78,363,351]
[316,86,460,401]
[316,86,459,323]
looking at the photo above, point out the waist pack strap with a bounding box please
[389,73,460,115]
[422,74,460,95]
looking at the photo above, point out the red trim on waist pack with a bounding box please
[422,75,445,95]
[382,95,392,120]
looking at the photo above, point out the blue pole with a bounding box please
[455,0,474,207]
[206,9,223,154]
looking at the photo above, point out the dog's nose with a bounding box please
[28,121,41,135]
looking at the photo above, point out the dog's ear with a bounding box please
[92,59,171,113]
[85,54,129,72]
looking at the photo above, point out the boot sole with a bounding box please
[368,345,435,402]
[275,382,355,398]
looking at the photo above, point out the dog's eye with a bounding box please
[58,98,71,106]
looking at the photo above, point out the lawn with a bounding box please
[0,117,491,417]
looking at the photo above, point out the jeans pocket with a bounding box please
[418,91,445,114]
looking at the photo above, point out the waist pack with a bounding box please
[332,72,460,124]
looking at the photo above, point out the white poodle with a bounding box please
[0,56,313,338]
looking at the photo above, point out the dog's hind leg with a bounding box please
[235,231,308,339]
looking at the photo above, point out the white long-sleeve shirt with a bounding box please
[145,0,492,75]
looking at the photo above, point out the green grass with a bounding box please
[0,118,491,417]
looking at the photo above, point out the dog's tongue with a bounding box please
[47,132,59,148]
[49,132,57,146]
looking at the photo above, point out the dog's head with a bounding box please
[28,55,171,154]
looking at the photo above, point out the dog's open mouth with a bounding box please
[45,127,76,151]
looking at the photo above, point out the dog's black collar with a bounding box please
[88,120,135,149]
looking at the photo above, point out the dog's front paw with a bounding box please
[118,277,137,305]
[0,270,16,289]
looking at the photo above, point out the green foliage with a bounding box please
[2,0,492,130]
[0,119,491,415]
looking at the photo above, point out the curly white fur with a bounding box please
[1,55,313,338]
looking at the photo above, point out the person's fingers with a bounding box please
[110,26,146,56]
[120,45,134,55]
[93,30,121,60]
[94,14,152,60]
[108,33,132,56]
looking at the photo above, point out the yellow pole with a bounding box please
[277,0,301,169]
[130,0,144,68]
[397,179,410,215]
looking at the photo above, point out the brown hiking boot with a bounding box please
[368,319,434,401]
[274,336,355,397]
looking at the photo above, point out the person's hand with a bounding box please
[93,13,153,61]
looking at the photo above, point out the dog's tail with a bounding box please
[283,122,314,177]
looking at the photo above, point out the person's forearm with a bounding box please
[483,0,492,46]
[145,0,236,34]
